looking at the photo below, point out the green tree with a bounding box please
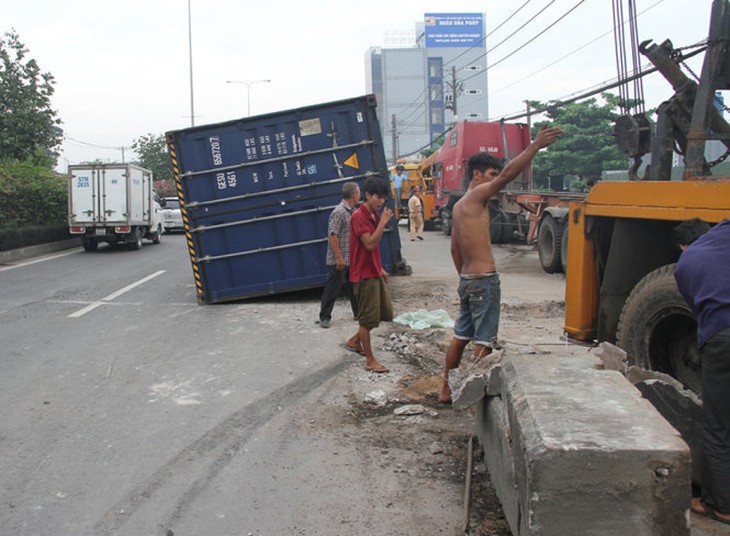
[0,30,62,163]
[530,93,627,184]
[131,133,175,196]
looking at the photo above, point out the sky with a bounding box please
[0,0,715,171]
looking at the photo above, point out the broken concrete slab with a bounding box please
[627,365,686,388]
[448,349,504,408]
[476,354,691,536]
[451,373,487,409]
[634,377,703,486]
[593,341,628,373]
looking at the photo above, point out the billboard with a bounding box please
[424,13,484,48]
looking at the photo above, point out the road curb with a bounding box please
[0,238,80,265]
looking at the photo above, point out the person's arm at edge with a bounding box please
[469,126,562,204]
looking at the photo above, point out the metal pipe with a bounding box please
[462,435,474,533]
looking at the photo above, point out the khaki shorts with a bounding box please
[354,277,393,330]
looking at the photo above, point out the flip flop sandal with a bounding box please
[342,343,365,356]
[704,502,730,526]
[693,499,730,526]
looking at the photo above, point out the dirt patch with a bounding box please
[324,273,522,535]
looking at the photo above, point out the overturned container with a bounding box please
[165,95,405,304]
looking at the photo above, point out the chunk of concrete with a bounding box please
[451,373,487,409]
[476,354,690,536]
[448,349,504,408]
[593,341,628,373]
[633,377,703,486]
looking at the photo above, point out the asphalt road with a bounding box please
[4,229,727,536]
[1,233,378,536]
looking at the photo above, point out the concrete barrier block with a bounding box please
[477,354,691,536]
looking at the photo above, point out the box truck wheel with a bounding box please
[537,215,563,273]
[151,224,162,245]
[128,228,143,250]
[82,237,98,252]
[615,263,700,394]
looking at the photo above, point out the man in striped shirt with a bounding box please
[318,182,360,328]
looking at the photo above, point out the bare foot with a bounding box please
[365,358,389,373]
[439,382,452,404]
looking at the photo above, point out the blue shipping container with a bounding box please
[166,95,405,304]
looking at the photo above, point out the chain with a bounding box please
[674,38,730,116]
[668,39,730,168]
[708,148,730,168]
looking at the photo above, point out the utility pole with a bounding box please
[524,101,533,189]
[445,66,461,124]
[451,66,458,119]
[391,114,398,163]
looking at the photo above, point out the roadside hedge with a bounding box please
[0,159,70,251]
[0,224,71,251]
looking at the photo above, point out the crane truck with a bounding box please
[564,0,730,395]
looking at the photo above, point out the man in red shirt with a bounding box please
[345,177,394,373]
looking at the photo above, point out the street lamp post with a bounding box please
[225,79,271,117]
[188,0,195,126]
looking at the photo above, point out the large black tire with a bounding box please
[152,224,162,245]
[560,222,569,274]
[489,210,506,244]
[128,228,143,250]
[82,238,98,252]
[500,219,515,243]
[440,211,452,236]
[537,215,563,273]
[615,263,700,394]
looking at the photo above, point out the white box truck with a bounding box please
[68,164,164,251]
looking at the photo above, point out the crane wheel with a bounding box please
[616,263,700,394]
[537,215,563,273]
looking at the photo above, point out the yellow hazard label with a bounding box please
[343,153,359,169]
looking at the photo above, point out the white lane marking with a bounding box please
[68,270,166,318]
[101,270,166,301]
[0,249,79,271]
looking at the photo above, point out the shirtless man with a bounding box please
[440,126,562,403]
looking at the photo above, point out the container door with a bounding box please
[100,166,131,224]
[69,168,99,224]
[127,167,149,223]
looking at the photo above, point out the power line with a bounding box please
[65,136,131,151]
[442,0,537,70]
[461,0,587,86]
[488,44,707,122]
[485,1,556,56]
[392,2,556,134]
[489,0,665,97]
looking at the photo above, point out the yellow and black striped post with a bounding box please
[166,135,205,303]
